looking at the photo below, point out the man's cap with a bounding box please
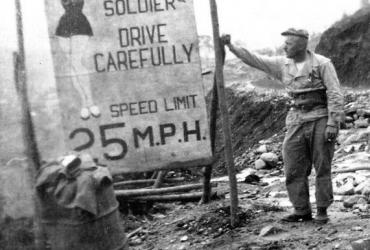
[281,28,309,39]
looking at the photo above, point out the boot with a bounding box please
[281,213,312,222]
[315,207,329,224]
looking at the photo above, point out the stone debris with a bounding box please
[256,144,269,154]
[269,191,288,199]
[343,195,368,208]
[180,236,189,242]
[351,238,370,250]
[260,152,279,167]
[258,225,282,237]
[244,174,261,185]
[255,159,267,170]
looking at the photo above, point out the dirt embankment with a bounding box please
[316,7,370,88]
[210,88,288,175]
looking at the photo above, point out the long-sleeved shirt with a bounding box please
[228,44,344,127]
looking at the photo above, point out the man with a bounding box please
[221,28,344,223]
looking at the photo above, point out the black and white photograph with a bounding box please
[0,0,369,249]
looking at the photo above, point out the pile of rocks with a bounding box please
[234,135,284,171]
[334,172,370,212]
[342,92,370,129]
[343,107,370,130]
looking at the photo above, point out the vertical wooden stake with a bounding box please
[153,171,166,188]
[14,0,45,248]
[209,0,239,226]
[201,75,218,204]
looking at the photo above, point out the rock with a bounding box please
[259,139,273,144]
[343,195,367,208]
[178,245,187,250]
[357,198,368,205]
[270,191,288,198]
[354,175,367,186]
[335,178,355,196]
[351,226,363,232]
[244,174,260,185]
[353,204,369,212]
[269,170,281,177]
[351,238,370,250]
[345,116,354,123]
[180,236,188,242]
[259,225,281,237]
[355,181,368,194]
[344,145,355,153]
[129,237,143,246]
[343,129,370,145]
[362,186,370,196]
[260,153,279,167]
[256,145,269,154]
[357,109,366,117]
[255,159,267,170]
[346,123,354,129]
[333,243,342,249]
[354,117,369,128]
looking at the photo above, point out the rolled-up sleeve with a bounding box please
[228,44,285,81]
[320,61,344,126]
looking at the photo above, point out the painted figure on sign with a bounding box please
[56,0,100,120]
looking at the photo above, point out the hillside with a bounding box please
[316,6,370,88]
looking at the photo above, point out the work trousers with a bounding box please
[282,117,335,215]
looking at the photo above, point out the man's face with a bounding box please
[283,36,307,59]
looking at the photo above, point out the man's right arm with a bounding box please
[220,34,285,81]
[228,44,284,81]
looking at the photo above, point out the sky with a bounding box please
[193,0,361,49]
[0,0,362,51]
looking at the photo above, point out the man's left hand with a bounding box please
[325,125,338,142]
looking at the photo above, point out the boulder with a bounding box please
[260,153,279,167]
[255,159,267,170]
[354,118,369,129]
[256,145,269,154]
[343,195,367,208]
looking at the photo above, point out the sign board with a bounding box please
[44,0,212,173]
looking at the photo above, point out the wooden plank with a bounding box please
[113,177,185,189]
[110,157,214,176]
[115,183,217,198]
[125,191,218,202]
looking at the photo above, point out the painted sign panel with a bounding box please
[44,0,212,173]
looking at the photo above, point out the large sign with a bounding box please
[44,0,212,173]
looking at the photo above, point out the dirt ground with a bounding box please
[126,177,370,250]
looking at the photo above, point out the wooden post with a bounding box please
[209,0,239,227]
[14,0,45,248]
[153,171,167,188]
[201,75,218,204]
